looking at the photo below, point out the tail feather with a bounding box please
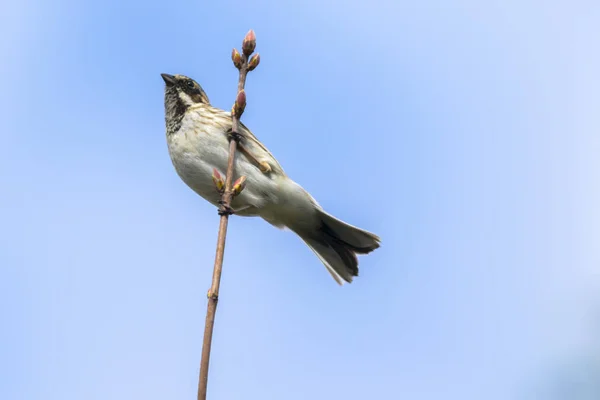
[296,210,381,285]
[300,237,351,285]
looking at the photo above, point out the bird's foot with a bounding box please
[226,128,242,143]
[258,161,272,173]
[237,143,272,174]
[217,200,235,216]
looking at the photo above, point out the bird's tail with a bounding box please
[295,210,381,285]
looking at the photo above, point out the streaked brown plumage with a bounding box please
[162,73,381,284]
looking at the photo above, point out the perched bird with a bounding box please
[161,73,380,284]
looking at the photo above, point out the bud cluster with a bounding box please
[231,30,260,72]
[224,29,259,201]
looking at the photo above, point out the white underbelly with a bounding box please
[167,135,281,214]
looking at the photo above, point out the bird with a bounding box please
[161,73,381,284]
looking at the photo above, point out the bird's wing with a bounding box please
[193,104,286,175]
[238,120,285,173]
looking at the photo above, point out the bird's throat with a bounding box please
[164,88,188,136]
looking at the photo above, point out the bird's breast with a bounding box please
[165,114,275,212]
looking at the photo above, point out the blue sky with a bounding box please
[1,0,599,399]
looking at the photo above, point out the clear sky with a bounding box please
[1,1,599,399]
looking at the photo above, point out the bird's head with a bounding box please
[161,73,210,108]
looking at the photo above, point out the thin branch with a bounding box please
[197,29,259,400]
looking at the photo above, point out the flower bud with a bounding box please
[248,53,260,71]
[231,48,242,69]
[212,168,224,192]
[242,29,256,56]
[232,176,247,196]
[232,90,246,116]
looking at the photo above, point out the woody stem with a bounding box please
[197,39,254,400]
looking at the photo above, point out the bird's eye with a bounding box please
[186,80,195,88]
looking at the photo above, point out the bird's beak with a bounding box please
[161,73,177,86]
